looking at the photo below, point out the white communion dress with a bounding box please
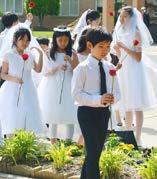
[0,48,43,136]
[117,31,157,111]
[38,52,80,140]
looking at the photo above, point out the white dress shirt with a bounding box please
[71,54,121,108]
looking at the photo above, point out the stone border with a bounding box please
[0,163,77,179]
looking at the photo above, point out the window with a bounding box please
[97,0,102,7]
[60,0,79,16]
[96,0,102,13]
[0,0,23,15]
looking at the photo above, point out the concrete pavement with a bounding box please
[142,108,157,148]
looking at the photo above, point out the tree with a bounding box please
[24,0,60,27]
[0,11,3,17]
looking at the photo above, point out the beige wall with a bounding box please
[132,0,145,10]
[79,0,96,15]
[30,16,77,29]
[124,0,133,5]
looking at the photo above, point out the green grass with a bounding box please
[32,31,53,38]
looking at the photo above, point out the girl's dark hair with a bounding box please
[12,28,31,47]
[37,38,50,46]
[77,28,89,53]
[122,6,134,17]
[50,25,72,61]
[86,10,100,24]
[86,27,112,47]
[2,12,18,28]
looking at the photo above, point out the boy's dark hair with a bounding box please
[36,37,50,46]
[77,28,89,53]
[50,25,72,61]
[86,27,112,47]
[12,28,31,47]
[86,10,100,24]
[2,12,18,28]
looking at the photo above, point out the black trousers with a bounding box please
[78,106,110,179]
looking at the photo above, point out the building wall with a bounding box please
[30,0,96,29]
[31,16,77,30]
[79,0,96,14]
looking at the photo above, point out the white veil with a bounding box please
[112,8,153,48]
[72,9,90,38]
[112,7,157,105]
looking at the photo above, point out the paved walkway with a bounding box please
[142,109,157,148]
[0,173,34,179]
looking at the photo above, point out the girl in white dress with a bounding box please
[112,6,157,145]
[72,9,101,51]
[38,26,79,143]
[77,28,90,63]
[0,28,43,136]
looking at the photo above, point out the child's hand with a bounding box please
[116,62,122,70]
[116,41,126,49]
[101,93,114,105]
[15,77,23,84]
[26,13,33,21]
[45,69,53,76]
[64,55,72,62]
[113,45,121,57]
[59,64,67,71]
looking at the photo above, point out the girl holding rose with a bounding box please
[38,26,79,144]
[0,28,43,137]
[112,6,157,146]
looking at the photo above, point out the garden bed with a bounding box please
[0,130,157,179]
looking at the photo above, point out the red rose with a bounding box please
[28,1,36,9]
[21,53,29,61]
[108,12,114,16]
[109,69,116,76]
[133,39,139,46]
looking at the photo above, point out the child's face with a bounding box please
[56,35,69,51]
[119,10,130,25]
[16,35,30,51]
[40,44,49,52]
[90,17,101,27]
[88,41,111,60]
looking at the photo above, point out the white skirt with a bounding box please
[38,71,78,125]
[118,55,157,111]
[0,80,43,135]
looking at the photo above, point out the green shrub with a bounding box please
[0,11,3,17]
[47,141,72,170]
[105,133,122,150]
[67,145,84,157]
[100,149,128,179]
[139,148,157,179]
[0,130,41,165]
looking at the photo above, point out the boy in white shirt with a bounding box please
[72,27,120,179]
